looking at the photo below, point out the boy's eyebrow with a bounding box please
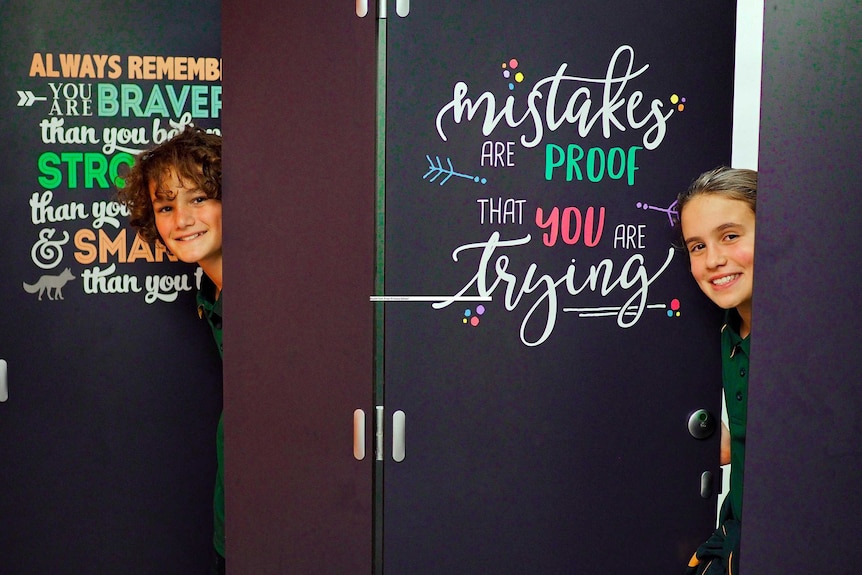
[152,185,201,201]
[151,189,176,201]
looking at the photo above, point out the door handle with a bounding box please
[687,409,716,439]
[392,410,405,462]
[353,409,366,460]
[0,359,7,402]
[700,471,714,498]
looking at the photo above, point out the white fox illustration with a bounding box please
[23,268,76,301]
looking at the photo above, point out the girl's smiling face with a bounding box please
[681,193,756,323]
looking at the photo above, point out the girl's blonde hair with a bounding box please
[677,166,757,219]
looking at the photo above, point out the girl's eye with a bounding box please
[156,205,172,214]
[192,196,207,204]
[688,243,705,253]
[723,233,739,241]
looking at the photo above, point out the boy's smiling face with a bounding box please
[150,166,223,273]
[681,193,755,320]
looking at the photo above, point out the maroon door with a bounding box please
[221,1,377,573]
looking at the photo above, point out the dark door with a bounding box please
[382,2,735,573]
[0,2,222,574]
[221,1,377,572]
[743,1,862,572]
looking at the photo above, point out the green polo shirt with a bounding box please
[720,310,749,523]
[197,275,225,558]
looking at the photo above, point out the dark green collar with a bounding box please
[721,309,751,357]
[196,273,222,319]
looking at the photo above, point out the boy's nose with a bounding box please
[175,206,195,227]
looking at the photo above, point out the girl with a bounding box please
[678,167,757,575]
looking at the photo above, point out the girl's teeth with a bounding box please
[713,274,738,286]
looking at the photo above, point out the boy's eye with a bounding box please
[155,205,172,214]
[723,233,739,241]
[688,243,705,253]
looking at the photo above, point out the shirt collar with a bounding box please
[721,309,750,357]
[196,272,222,318]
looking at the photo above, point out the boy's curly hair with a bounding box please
[116,126,221,246]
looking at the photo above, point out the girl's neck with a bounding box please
[737,303,752,339]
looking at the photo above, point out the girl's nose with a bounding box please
[706,246,727,268]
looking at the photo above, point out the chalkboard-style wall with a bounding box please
[0,2,222,573]
[382,2,735,573]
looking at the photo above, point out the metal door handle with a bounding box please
[687,409,716,439]
[700,471,714,498]
[392,410,405,462]
[0,359,7,402]
[353,409,366,460]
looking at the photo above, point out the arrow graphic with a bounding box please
[423,155,488,186]
[17,91,47,107]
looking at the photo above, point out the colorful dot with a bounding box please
[509,58,519,69]
[514,72,524,83]
[503,70,510,78]
[508,82,515,90]
[470,317,480,327]
[670,298,680,311]
[476,305,485,314]
[670,94,680,104]
[667,310,673,318]
[501,62,507,69]
[464,309,472,317]
[462,318,468,324]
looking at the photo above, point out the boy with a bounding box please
[117,126,225,575]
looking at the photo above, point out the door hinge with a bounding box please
[375,405,384,460]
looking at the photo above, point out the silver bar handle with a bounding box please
[353,409,366,460]
[0,359,7,402]
[392,410,405,462]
